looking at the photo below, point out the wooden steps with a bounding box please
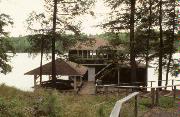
[79,81,96,95]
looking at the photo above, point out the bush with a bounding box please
[33,89,62,117]
[97,105,105,117]
[0,98,26,117]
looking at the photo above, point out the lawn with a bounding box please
[0,84,179,117]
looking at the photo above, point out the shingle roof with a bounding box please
[70,38,126,51]
[70,38,109,50]
[24,59,87,76]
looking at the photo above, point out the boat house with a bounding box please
[68,38,147,86]
[25,38,147,92]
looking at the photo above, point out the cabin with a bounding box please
[68,38,147,86]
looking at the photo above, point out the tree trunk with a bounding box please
[158,0,163,87]
[130,0,136,83]
[40,38,44,85]
[52,0,58,85]
[165,0,176,89]
[146,0,152,85]
[165,53,172,88]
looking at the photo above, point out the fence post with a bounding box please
[135,95,138,117]
[151,81,153,87]
[103,86,105,94]
[151,88,155,106]
[95,85,97,94]
[126,89,128,96]
[155,88,159,106]
[173,86,176,104]
[172,80,174,90]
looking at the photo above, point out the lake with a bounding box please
[0,53,179,91]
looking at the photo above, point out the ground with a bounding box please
[143,107,179,117]
[0,84,179,117]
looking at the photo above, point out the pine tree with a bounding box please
[26,0,95,85]
[0,13,14,74]
[103,0,149,83]
[164,0,177,87]
[158,0,163,87]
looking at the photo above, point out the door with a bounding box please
[88,67,95,81]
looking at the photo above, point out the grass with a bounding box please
[0,84,179,117]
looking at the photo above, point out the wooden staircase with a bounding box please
[79,81,96,95]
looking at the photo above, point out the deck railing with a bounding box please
[110,92,139,117]
[96,79,180,106]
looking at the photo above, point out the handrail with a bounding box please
[95,63,112,77]
[148,79,179,82]
[97,84,180,89]
[96,78,180,90]
[110,92,139,117]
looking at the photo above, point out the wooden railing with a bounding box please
[148,79,178,88]
[95,63,112,78]
[110,92,139,117]
[96,83,180,106]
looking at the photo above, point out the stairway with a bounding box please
[95,63,112,79]
[79,81,96,95]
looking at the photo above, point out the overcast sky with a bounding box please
[0,0,109,37]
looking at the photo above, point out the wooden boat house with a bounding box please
[68,38,147,86]
[25,38,147,92]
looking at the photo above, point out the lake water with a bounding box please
[0,53,179,91]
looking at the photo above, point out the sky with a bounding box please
[0,0,109,37]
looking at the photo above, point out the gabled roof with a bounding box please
[70,38,109,50]
[70,38,126,51]
[24,59,87,76]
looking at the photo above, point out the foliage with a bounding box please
[100,0,179,81]
[7,36,30,53]
[26,0,95,56]
[159,97,175,108]
[0,84,179,117]
[5,34,180,54]
[0,13,14,74]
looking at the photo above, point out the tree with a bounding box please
[0,13,14,74]
[157,0,178,87]
[135,0,160,86]
[102,0,147,83]
[164,0,177,87]
[102,0,179,87]
[27,12,52,84]
[129,0,137,83]
[26,0,94,85]
[51,0,58,84]
[158,0,163,87]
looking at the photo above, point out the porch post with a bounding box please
[49,75,51,80]
[80,77,83,84]
[77,50,79,57]
[92,50,93,59]
[118,68,120,85]
[34,75,38,87]
[87,50,89,59]
[82,50,83,58]
[74,76,77,90]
